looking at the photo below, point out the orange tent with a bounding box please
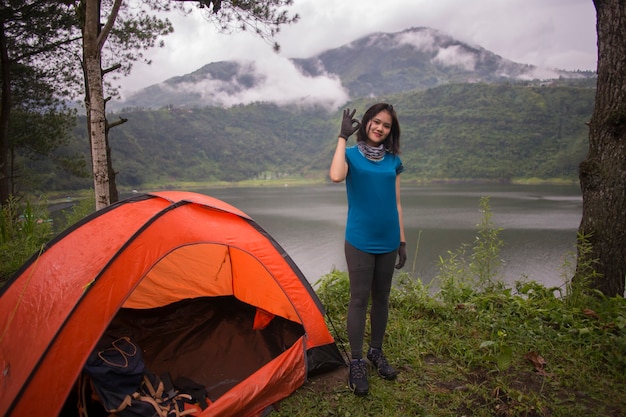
[0,191,345,416]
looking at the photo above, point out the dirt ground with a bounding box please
[305,366,349,393]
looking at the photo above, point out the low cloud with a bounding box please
[433,45,477,71]
[395,29,478,71]
[396,29,438,53]
[156,55,349,110]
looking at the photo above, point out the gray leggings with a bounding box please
[345,241,397,359]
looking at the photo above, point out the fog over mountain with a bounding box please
[113,27,592,112]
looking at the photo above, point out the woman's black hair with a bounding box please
[356,103,401,154]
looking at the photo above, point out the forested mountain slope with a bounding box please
[52,83,593,191]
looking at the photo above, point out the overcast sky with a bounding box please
[116,0,597,104]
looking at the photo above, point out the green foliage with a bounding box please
[0,1,84,202]
[0,195,95,286]
[567,231,604,304]
[197,0,300,52]
[436,196,504,304]
[0,1,80,98]
[315,268,351,320]
[0,198,53,285]
[472,196,505,286]
[279,205,626,417]
[2,60,83,202]
[10,104,81,194]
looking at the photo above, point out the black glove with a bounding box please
[339,108,361,140]
[395,242,407,269]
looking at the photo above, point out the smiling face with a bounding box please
[365,110,392,146]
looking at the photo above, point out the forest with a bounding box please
[34,81,595,193]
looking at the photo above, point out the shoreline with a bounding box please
[43,176,580,204]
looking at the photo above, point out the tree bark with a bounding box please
[83,0,110,210]
[105,115,121,203]
[0,21,12,205]
[577,0,626,297]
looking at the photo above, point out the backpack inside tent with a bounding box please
[0,191,345,417]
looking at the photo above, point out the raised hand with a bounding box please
[339,108,361,140]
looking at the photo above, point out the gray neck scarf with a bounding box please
[357,141,386,161]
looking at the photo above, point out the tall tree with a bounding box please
[81,0,119,209]
[78,0,172,209]
[78,0,298,210]
[0,1,78,205]
[577,0,626,297]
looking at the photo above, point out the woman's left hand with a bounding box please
[395,242,407,269]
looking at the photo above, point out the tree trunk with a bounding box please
[0,21,12,205]
[577,0,626,297]
[83,0,111,210]
[106,126,119,203]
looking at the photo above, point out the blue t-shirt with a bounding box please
[344,145,404,254]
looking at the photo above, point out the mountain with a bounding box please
[40,27,596,193]
[113,27,593,111]
[291,27,570,97]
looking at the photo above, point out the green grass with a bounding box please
[285,271,625,416]
[276,199,626,417]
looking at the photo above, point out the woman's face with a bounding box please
[365,110,392,146]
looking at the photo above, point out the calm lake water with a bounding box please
[200,183,582,289]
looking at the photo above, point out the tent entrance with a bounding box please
[104,296,304,401]
[61,296,305,415]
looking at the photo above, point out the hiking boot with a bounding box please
[367,348,398,380]
[348,359,369,396]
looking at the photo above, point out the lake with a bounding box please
[199,183,582,289]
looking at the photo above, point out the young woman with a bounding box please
[329,103,407,396]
